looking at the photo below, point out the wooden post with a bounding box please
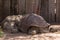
[56,0,60,23]
[17,0,25,14]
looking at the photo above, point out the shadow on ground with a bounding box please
[0,32,60,40]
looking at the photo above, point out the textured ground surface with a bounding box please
[0,25,60,40]
[0,33,60,40]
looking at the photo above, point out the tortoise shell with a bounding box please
[19,13,50,34]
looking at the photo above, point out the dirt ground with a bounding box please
[0,32,60,40]
[0,25,60,40]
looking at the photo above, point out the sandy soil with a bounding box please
[0,32,60,40]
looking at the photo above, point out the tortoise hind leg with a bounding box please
[27,26,39,35]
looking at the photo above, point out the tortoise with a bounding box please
[18,13,50,35]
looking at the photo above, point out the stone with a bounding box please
[1,15,23,33]
[49,25,60,32]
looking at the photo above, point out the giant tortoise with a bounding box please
[18,13,50,35]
